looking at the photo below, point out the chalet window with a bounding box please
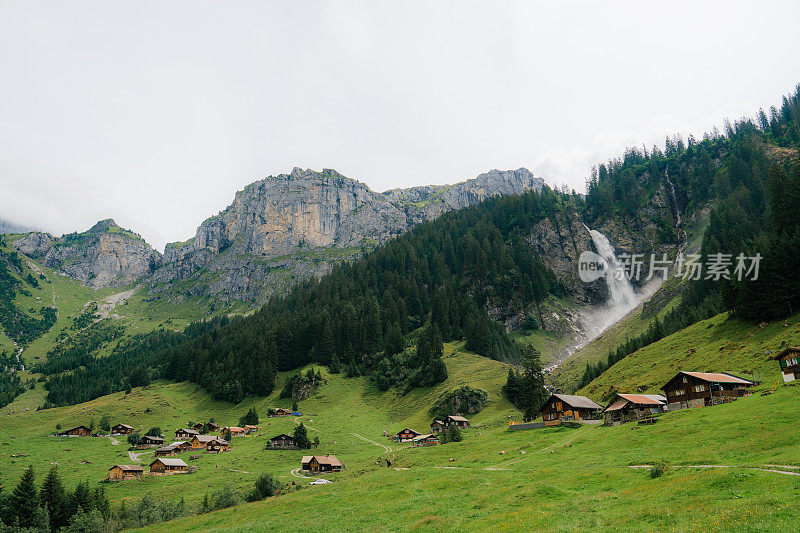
[695,385,706,392]
[674,389,685,396]
[682,376,688,383]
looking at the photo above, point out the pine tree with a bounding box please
[293,423,310,449]
[8,466,38,528]
[40,465,68,530]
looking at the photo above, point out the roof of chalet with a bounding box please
[110,464,144,471]
[194,435,222,443]
[397,428,422,435]
[113,424,134,429]
[150,458,188,467]
[412,433,438,441]
[772,347,800,359]
[447,415,469,423]
[604,394,666,412]
[140,435,164,442]
[670,372,754,385]
[176,428,199,435]
[270,434,295,440]
[301,455,342,467]
[550,394,603,410]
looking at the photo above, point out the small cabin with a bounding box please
[111,424,135,435]
[273,408,293,417]
[149,458,188,475]
[661,371,754,411]
[430,415,471,434]
[221,426,246,437]
[154,444,179,457]
[206,438,230,454]
[206,422,221,432]
[538,394,603,426]
[603,394,667,426]
[108,464,144,481]
[138,435,164,448]
[58,425,91,437]
[394,428,422,442]
[772,347,800,383]
[190,435,219,450]
[175,428,199,439]
[301,455,342,473]
[243,425,259,434]
[171,440,190,452]
[411,433,439,447]
[268,434,297,449]
[191,423,205,431]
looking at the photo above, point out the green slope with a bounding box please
[578,311,800,402]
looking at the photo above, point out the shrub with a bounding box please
[650,463,667,478]
[246,473,283,502]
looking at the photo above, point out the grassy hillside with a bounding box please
[0,344,513,504]
[135,382,800,532]
[578,311,800,402]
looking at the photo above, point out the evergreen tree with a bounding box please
[40,465,68,530]
[8,466,38,528]
[293,423,311,449]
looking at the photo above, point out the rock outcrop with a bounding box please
[149,167,545,303]
[13,219,161,289]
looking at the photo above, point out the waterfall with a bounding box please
[585,229,638,334]
[664,168,687,249]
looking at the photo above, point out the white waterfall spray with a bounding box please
[664,168,687,250]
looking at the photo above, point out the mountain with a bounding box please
[0,218,36,234]
[13,219,160,290]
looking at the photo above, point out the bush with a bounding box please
[440,426,463,444]
[211,484,240,510]
[127,432,141,447]
[429,386,489,419]
[246,473,283,502]
[650,463,667,478]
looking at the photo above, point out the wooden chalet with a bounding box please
[58,425,91,437]
[661,371,754,411]
[273,408,293,417]
[243,425,259,434]
[429,415,471,434]
[394,428,422,442]
[206,438,230,454]
[301,455,342,473]
[538,394,603,426]
[171,440,190,452]
[206,422,221,432]
[411,433,439,447]
[190,435,219,450]
[191,423,205,431]
[149,458,188,475]
[138,435,164,448]
[111,424,134,435]
[175,428,199,439]
[221,426,246,437]
[267,434,297,449]
[603,394,667,426]
[108,464,144,481]
[154,444,179,457]
[772,347,800,383]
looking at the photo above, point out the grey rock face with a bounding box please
[13,219,161,290]
[150,167,546,303]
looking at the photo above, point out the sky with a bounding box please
[1,1,799,251]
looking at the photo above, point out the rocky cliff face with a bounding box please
[13,219,161,289]
[149,167,545,303]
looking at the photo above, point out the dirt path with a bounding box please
[293,417,319,432]
[128,449,152,462]
[352,433,392,453]
[95,287,138,320]
[290,468,314,479]
[108,436,120,445]
[628,465,800,476]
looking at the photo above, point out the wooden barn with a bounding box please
[138,435,164,448]
[190,435,219,450]
[661,371,754,411]
[108,464,144,481]
[175,428,199,439]
[206,438,230,454]
[273,408,293,417]
[603,394,667,426]
[191,423,205,431]
[267,434,297,449]
[773,347,800,383]
[301,455,342,473]
[394,428,422,442]
[243,425,259,434]
[111,424,134,435]
[154,444,179,457]
[538,394,603,426]
[411,434,439,447]
[149,458,188,475]
[430,415,471,434]
[221,426,246,437]
[206,422,221,432]
[58,425,91,437]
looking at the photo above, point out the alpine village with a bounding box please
[1,6,800,531]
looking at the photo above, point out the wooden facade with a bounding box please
[108,465,144,481]
[175,428,199,439]
[154,445,179,457]
[59,425,91,437]
[111,424,134,435]
[190,435,219,450]
[603,394,667,426]
[430,415,470,434]
[538,394,603,426]
[394,428,422,442]
[773,347,800,383]
[138,435,164,448]
[221,426,246,437]
[206,438,230,453]
[273,408,293,417]
[267,434,297,449]
[149,458,188,475]
[661,372,754,411]
[301,455,342,473]
[411,434,439,447]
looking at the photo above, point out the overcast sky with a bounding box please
[1,1,799,250]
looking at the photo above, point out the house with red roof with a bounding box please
[603,393,667,425]
[660,371,754,411]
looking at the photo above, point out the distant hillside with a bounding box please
[0,218,36,234]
